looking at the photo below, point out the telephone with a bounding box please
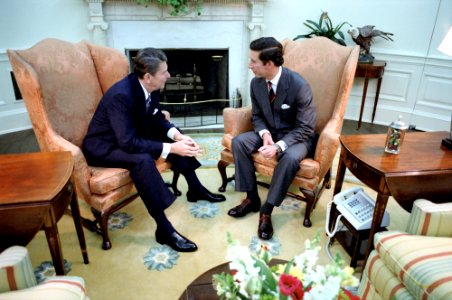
[333,187,390,231]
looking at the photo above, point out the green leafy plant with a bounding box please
[136,0,202,16]
[294,11,350,46]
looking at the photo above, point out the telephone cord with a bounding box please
[325,201,345,261]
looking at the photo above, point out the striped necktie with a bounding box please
[145,95,151,112]
[268,81,275,103]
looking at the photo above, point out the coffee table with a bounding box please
[0,151,89,275]
[330,131,452,265]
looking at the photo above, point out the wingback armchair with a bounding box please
[218,37,360,227]
[7,38,179,250]
[358,199,452,299]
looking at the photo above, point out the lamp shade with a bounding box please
[438,26,452,57]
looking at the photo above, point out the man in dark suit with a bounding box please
[227,37,317,240]
[82,48,225,252]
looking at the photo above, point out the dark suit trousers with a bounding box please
[232,131,310,207]
[90,149,200,215]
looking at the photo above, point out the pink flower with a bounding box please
[279,273,304,300]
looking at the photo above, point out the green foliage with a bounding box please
[294,11,350,46]
[135,0,202,16]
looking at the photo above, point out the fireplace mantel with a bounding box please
[85,0,268,105]
[86,0,267,45]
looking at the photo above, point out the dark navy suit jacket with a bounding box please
[83,73,174,161]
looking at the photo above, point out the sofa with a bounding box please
[358,199,452,299]
[0,246,88,300]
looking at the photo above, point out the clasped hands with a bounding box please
[259,133,278,160]
[171,133,202,157]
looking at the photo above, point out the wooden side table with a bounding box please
[355,60,386,129]
[0,151,89,275]
[330,131,452,267]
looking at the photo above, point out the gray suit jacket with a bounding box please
[250,67,316,147]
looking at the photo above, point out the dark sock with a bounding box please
[260,202,274,215]
[151,210,175,235]
[184,170,205,193]
[246,189,260,203]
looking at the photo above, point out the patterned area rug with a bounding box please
[189,133,223,167]
[25,142,411,300]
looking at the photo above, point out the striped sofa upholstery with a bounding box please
[0,246,88,300]
[358,200,452,300]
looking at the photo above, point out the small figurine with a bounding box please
[348,25,394,63]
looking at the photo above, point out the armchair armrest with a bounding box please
[42,129,93,204]
[0,246,36,293]
[222,107,253,149]
[313,116,342,179]
[405,199,452,237]
[223,106,253,137]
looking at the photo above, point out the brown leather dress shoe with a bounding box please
[258,214,273,240]
[227,198,260,218]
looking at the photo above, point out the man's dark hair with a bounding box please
[133,48,168,78]
[250,37,284,66]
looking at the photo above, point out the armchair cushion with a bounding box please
[89,167,133,195]
[359,251,413,300]
[372,231,452,299]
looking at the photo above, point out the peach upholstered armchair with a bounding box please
[7,38,179,250]
[218,37,359,227]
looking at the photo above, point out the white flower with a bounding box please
[214,233,360,300]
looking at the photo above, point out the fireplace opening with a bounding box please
[127,49,229,101]
[127,48,240,127]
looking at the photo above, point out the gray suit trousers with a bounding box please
[231,131,309,206]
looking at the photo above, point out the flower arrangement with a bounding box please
[212,233,360,300]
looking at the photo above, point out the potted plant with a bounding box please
[135,0,202,16]
[294,11,350,46]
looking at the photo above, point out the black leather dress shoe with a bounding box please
[227,198,260,218]
[155,229,198,252]
[186,189,226,203]
[258,214,273,240]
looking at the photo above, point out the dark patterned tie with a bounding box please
[145,95,151,113]
[268,81,275,103]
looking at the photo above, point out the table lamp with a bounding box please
[438,26,452,149]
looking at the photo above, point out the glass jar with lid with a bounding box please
[384,115,408,154]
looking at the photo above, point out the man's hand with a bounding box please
[171,133,201,157]
[258,132,276,159]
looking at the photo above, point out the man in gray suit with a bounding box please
[227,37,317,240]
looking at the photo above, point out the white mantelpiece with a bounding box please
[85,0,268,104]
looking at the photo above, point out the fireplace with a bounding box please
[86,0,268,127]
[127,48,236,126]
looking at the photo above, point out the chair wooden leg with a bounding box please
[324,168,332,189]
[300,189,315,228]
[90,207,112,250]
[217,159,231,192]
